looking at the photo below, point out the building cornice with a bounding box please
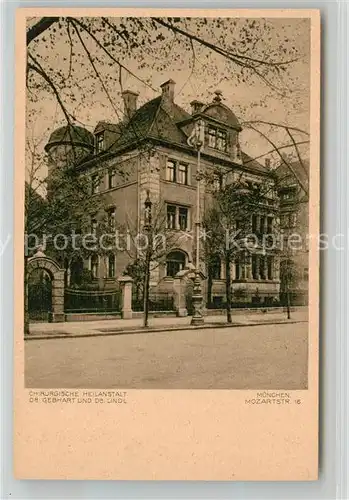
[76,136,272,179]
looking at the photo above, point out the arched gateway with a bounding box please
[27,256,65,322]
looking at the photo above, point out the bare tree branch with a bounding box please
[26,17,59,46]
[285,127,309,179]
[245,123,309,196]
[242,140,310,167]
[68,17,158,92]
[242,120,309,136]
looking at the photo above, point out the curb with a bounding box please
[25,319,307,341]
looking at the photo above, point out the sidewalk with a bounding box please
[26,310,308,340]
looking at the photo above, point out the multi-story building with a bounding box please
[275,159,309,305]
[45,79,286,304]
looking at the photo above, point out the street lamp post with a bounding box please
[143,190,152,327]
[190,132,205,326]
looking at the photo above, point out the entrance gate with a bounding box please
[27,256,65,322]
[28,268,52,322]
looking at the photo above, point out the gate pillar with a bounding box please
[173,272,188,317]
[50,270,65,322]
[118,275,134,319]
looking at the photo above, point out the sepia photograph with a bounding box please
[25,14,310,390]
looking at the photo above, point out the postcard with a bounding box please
[14,8,320,480]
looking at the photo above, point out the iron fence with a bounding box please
[132,292,175,312]
[207,292,280,309]
[64,288,121,313]
[207,290,308,309]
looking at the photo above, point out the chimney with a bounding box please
[265,158,271,169]
[213,89,223,103]
[160,79,175,104]
[190,100,204,115]
[122,90,139,120]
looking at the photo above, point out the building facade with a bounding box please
[275,159,309,305]
[44,80,308,306]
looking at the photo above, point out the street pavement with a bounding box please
[25,322,308,389]
[28,309,308,338]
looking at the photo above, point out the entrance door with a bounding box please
[28,268,52,322]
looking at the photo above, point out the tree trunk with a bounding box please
[24,256,30,335]
[285,267,291,319]
[286,283,291,319]
[225,257,232,323]
[143,251,151,328]
[207,268,213,306]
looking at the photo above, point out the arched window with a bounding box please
[166,251,186,277]
[90,255,99,279]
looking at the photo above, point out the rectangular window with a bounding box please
[177,163,189,185]
[267,256,273,280]
[252,215,258,235]
[260,256,266,280]
[281,189,297,201]
[91,217,98,235]
[166,204,190,230]
[106,208,116,230]
[166,159,190,185]
[267,216,273,234]
[208,126,227,152]
[235,259,240,280]
[281,212,297,228]
[217,129,227,152]
[167,205,176,229]
[252,255,258,280]
[260,216,266,234]
[208,127,216,148]
[91,174,99,194]
[166,160,176,182]
[108,169,116,189]
[95,132,105,154]
[90,255,99,279]
[108,254,116,278]
[178,207,188,231]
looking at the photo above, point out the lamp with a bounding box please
[144,190,152,230]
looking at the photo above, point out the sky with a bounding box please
[26,16,311,179]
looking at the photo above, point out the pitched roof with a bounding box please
[73,96,266,177]
[94,121,122,134]
[241,152,270,174]
[274,159,309,193]
[105,97,191,151]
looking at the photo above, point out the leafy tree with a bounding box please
[24,131,111,332]
[203,176,279,323]
[120,195,183,327]
[24,15,312,328]
[26,15,310,197]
